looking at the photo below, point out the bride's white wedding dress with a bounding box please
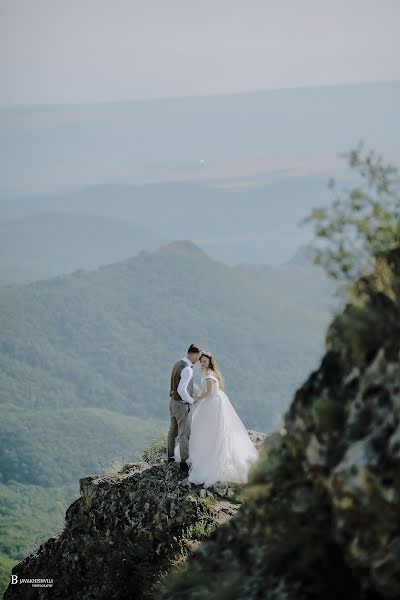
[175,370,259,488]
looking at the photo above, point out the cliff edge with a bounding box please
[4,433,267,599]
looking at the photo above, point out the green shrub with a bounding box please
[142,431,167,463]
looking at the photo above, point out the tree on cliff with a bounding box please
[303,141,400,281]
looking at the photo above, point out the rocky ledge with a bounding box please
[4,432,267,599]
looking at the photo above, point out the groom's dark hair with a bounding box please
[187,343,201,355]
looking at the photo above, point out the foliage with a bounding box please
[303,142,400,281]
[0,552,17,598]
[142,431,168,463]
[0,241,331,433]
[0,479,79,597]
[326,247,400,366]
[0,404,163,487]
[0,481,77,560]
[184,518,218,541]
[97,452,132,476]
[0,407,162,596]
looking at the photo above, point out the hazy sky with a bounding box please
[1,0,400,107]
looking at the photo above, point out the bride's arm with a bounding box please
[194,378,213,401]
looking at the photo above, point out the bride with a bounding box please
[175,350,259,488]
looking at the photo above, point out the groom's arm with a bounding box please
[177,367,194,404]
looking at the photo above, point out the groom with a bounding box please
[168,343,202,474]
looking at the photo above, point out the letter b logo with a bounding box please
[11,575,18,584]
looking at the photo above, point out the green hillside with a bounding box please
[0,480,78,559]
[235,260,335,316]
[0,405,163,593]
[0,240,333,431]
[0,552,18,596]
[0,404,164,487]
[0,480,79,595]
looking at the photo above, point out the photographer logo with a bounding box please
[11,574,54,588]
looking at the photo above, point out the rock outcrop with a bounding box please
[4,433,267,599]
[158,248,400,600]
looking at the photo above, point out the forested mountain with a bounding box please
[0,240,335,431]
[0,404,163,487]
[234,259,335,316]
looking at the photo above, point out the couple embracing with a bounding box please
[168,343,259,488]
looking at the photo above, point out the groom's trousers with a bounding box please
[168,398,191,463]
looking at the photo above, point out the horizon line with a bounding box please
[1,78,399,111]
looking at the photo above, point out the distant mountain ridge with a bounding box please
[1,80,398,267]
[1,80,398,196]
[0,177,336,266]
[0,211,165,285]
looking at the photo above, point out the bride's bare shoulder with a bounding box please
[204,370,217,380]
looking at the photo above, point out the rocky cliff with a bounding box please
[158,248,400,600]
[4,433,266,599]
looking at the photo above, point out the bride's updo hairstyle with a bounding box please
[200,351,224,390]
